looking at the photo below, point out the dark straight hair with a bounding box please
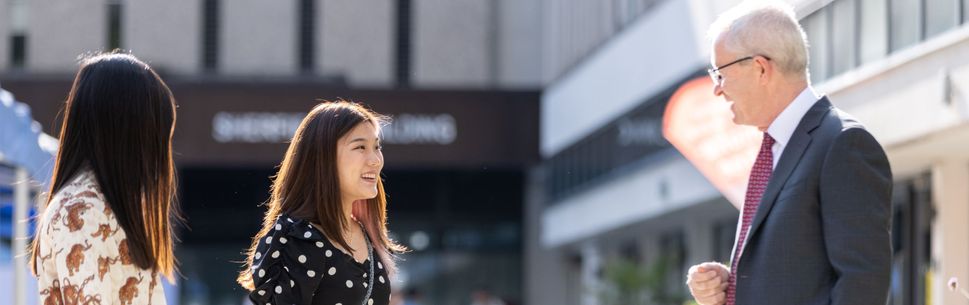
[30,52,180,280]
[238,100,405,290]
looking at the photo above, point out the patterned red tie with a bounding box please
[726,132,774,305]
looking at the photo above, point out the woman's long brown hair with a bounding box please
[29,52,180,281]
[238,101,405,290]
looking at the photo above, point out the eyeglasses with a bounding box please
[707,55,770,86]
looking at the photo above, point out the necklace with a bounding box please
[356,220,375,305]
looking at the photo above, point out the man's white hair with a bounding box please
[707,1,810,79]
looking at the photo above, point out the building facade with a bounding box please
[529,0,969,305]
[0,1,543,304]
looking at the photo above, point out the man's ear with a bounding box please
[756,56,771,84]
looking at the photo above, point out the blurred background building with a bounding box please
[529,0,969,305]
[0,0,543,304]
[3,0,969,304]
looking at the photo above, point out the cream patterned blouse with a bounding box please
[35,170,166,305]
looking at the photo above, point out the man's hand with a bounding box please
[686,262,730,305]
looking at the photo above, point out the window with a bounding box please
[830,0,857,75]
[107,0,122,50]
[802,9,829,84]
[964,0,969,23]
[9,0,27,69]
[613,0,644,28]
[298,0,315,73]
[10,35,25,68]
[889,0,921,52]
[889,175,933,305]
[544,84,675,204]
[925,0,959,39]
[395,0,412,87]
[808,0,969,83]
[202,0,220,72]
[859,0,888,65]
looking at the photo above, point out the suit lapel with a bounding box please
[738,97,833,259]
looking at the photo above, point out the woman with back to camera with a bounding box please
[31,52,179,304]
[238,100,406,305]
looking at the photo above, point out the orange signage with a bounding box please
[662,77,762,209]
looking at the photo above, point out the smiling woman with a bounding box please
[238,100,406,305]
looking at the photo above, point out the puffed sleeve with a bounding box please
[249,216,328,305]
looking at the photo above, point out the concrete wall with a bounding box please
[27,0,105,73]
[125,0,201,74]
[221,0,297,75]
[496,0,542,88]
[319,0,393,86]
[412,0,491,87]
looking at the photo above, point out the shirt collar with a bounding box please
[766,86,819,148]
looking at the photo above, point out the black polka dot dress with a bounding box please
[248,214,391,305]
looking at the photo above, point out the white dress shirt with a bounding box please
[765,86,821,170]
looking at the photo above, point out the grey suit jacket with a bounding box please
[732,97,893,305]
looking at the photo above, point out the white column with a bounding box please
[13,167,29,305]
[580,242,601,305]
[931,159,969,305]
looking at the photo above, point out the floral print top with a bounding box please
[35,170,166,305]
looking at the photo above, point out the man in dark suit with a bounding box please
[685,2,892,305]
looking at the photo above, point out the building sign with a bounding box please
[211,112,458,146]
[212,112,306,143]
[2,79,537,168]
[616,117,665,147]
[662,77,761,209]
[381,113,456,145]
